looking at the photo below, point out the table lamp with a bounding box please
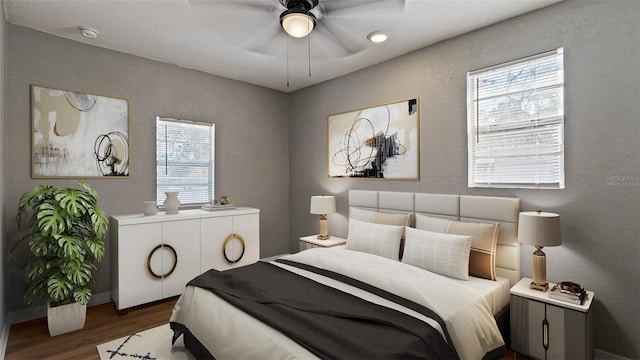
[310,195,336,240]
[518,211,562,291]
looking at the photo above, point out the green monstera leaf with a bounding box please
[73,288,92,305]
[36,201,68,237]
[56,188,92,216]
[47,274,73,303]
[56,235,86,259]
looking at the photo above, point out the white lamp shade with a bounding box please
[282,12,315,38]
[310,195,336,215]
[518,211,562,247]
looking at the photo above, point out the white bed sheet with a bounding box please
[170,248,505,359]
[450,275,511,316]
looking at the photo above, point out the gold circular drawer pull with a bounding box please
[147,244,178,279]
[223,233,245,264]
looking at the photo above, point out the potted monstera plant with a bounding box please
[16,181,107,336]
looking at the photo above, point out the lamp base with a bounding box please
[530,246,549,292]
[316,234,331,240]
[530,281,549,291]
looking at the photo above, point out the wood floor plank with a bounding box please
[5,297,178,360]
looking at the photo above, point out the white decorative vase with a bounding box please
[164,191,181,214]
[47,302,86,336]
[143,201,158,216]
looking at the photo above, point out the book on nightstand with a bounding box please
[549,283,586,305]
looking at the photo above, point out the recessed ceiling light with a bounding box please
[78,26,99,39]
[367,31,388,43]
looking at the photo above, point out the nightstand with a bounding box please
[510,277,595,359]
[299,235,347,251]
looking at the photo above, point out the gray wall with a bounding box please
[0,0,7,352]
[289,1,639,358]
[5,26,290,312]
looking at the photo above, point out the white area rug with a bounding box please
[96,323,195,360]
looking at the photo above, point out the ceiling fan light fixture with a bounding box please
[367,31,389,43]
[280,7,316,38]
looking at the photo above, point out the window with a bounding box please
[156,117,215,205]
[467,48,564,189]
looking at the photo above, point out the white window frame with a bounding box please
[467,48,565,189]
[156,117,215,206]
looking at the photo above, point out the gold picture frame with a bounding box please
[327,98,419,179]
[31,84,129,178]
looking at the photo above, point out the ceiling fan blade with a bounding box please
[308,27,351,58]
[188,0,283,46]
[316,0,405,18]
[243,23,286,55]
[189,0,280,13]
[312,22,364,56]
[310,0,406,55]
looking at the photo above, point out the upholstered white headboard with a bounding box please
[348,190,521,286]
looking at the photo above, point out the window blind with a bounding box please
[156,117,215,205]
[467,48,565,189]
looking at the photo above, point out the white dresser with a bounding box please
[110,207,259,311]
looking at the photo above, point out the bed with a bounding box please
[170,190,520,359]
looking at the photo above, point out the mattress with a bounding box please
[170,248,507,359]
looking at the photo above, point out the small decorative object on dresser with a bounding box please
[510,277,594,359]
[163,191,181,214]
[309,195,336,240]
[143,201,158,216]
[299,235,346,251]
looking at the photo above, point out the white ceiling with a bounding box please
[3,0,562,92]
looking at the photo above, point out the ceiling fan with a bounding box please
[190,0,406,58]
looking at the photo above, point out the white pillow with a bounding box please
[346,219,404,260]
[402,227,472,280]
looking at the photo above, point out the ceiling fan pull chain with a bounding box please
[286,35,290,88]
[308,32,311,77]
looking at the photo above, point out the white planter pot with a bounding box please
[47,302,86,336]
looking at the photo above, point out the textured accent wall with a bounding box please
[5,26,290,313]
[289,1,639,358]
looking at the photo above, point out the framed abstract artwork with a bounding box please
[328,98,419,179]
[31,85,129,178]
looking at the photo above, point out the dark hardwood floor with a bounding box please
[5,297,178,360]
[6,297,521,359]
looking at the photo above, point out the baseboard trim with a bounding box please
[595,348,631,360]
[7,291,111,326]
[0,320,9,360]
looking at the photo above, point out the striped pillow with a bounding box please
[402,227,472,280]
[446,220,500,281]
[346,219,404,260]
